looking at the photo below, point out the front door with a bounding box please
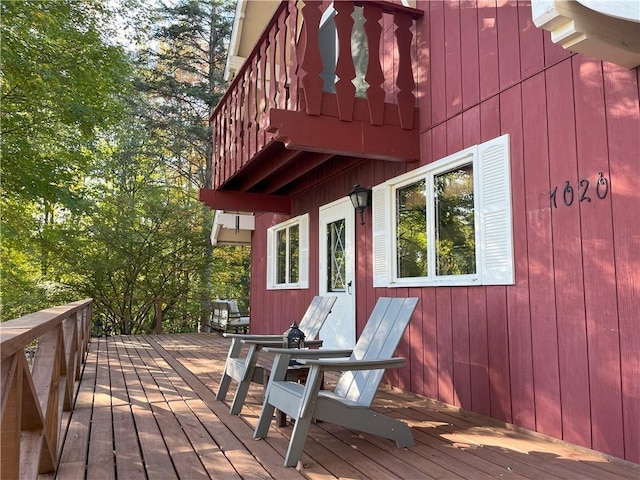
[319,198,356,349]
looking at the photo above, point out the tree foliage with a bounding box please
[62,124,212,334]
[1,0,132,206]
[1,0,247,332]
[135,0,234,190]
[132,0,242,331]
[1,0,132,319]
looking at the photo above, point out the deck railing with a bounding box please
[0,299,92,478]
[211,0,423,188]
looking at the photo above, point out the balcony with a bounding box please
[201,0,423,213]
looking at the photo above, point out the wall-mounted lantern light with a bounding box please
[348,183,372,225]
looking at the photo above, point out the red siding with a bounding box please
[522,72,562,439]
[604,62,640,464]
[546,59,592,449]
[246,0,640,464]
[460,0,479,110]
[501,83,536,432]
[574,56,625,458]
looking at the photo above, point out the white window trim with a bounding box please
[266,213,309,290]
[372,134,514,288]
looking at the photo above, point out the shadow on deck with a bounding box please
[52,334,639,479]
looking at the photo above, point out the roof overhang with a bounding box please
[210,211,254,246]
[532,0,640,68]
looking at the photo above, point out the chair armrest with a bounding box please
[299,357,406,371]
[263,347,353,358]
[223,333,283,340]
[242,339,286,347]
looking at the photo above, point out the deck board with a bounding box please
[52,333,640,480]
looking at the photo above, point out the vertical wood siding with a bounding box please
[247,0,639,464]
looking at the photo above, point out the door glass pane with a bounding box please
[276,228,287,284]
[396,179,427,278]
[435,164,475,275]
[289,224,299,283]
[326,219,345,291]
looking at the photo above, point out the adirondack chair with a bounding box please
[216,295,337,415]
[254,297,419,467]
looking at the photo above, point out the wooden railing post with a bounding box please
[155,298,163,334]
[363,3,385,125]
[394,10,416,129]
[1,354,21,479]
[298,0,323,115]
[334,1,356,121]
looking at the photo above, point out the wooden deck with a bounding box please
[49,333,639,479]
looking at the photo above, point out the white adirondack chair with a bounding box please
[216,295,337,415]
[254,297,419,467]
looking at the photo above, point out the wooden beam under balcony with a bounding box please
[199,189,291,214]
[268,108,420,162]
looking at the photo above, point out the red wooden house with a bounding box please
[200,0,640,464]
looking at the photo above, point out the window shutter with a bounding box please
[266,228,275,289]
[298,214,309,288]
[372,184,391,287]
[477,134,514,285]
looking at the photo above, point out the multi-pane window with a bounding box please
[267,214,308,289]
[373,135,513,287]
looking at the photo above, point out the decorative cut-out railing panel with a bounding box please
[210,0,423,189]
[0,299,92,478]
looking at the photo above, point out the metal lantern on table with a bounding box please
[284,321,306,366]
[283,321,306,349]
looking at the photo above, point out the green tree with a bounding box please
[134,0,241,329]
[59,122,211,334]
[1,0,132,319]
[1,0,131,205]
[1,0,246,330]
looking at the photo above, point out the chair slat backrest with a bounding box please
[297,296,337,340]
[333,297,418,406]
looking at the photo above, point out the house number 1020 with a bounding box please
[550,172,609,208]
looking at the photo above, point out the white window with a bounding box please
[372,134,514,287]
[267,214,309,289]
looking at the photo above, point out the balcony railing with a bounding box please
[0,299,92,478]
[210,0,423,190]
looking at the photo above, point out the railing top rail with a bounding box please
[353,0,424,18]
[0,298,92,360]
